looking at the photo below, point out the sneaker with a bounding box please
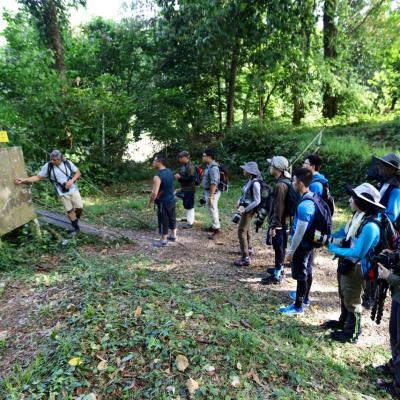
[289,291,310,306]
[208,229,221,240]
[279,303,304,315]
[182,224,193,229]
[374,362,394,376]
[233,257,251,267]
[330,330,360,344]
[167,236,177,242]
[248,248,255,256]
[153,240,168,248]
[266,268,285,277]
[68,228,80,237]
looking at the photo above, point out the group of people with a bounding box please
[15,147,400,397]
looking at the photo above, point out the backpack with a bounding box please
[47,160,73,190]
[211,164,229,192]
[194,166,204,186]
[313,178,335,216]
[250,179,272,212]
[300,194,332,248]
[281,178,301,217]
[357,213,399,280]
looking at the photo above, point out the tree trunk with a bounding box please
[226,37,240,130]
[258,92,264,122]
[217,74,223,132]
[242,87,251,125]
[391,96,398,111]
[322,0,338,119]
[43,0,65,79]
[262,82,278,118]
[292,98,305,125]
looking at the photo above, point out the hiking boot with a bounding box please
[375,362,394,376]
[233,257,251,267]
[260,275,282,285]
[376,380,400,398]
[289,291,310,306]
[205,226,216,233]
[167,235,177,242]
[279,303,304,316]
[266,267,285,277]
[322,320,345,330]
[68,228,80,237]
[330,312,361,343]
[208,229,221,240]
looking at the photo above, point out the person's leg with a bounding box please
[392,301,400,386]
[331,264,364,342]
[167,203,177,239]
[183,191,195,226]
[272,228,285,277]
[61,195,80,232]
[211,191,221,230]
[235,213,252,265]
[304,250,314,301]
[323,271,348,329]
[160,203,169,241]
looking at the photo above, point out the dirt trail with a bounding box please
[0,222,390,378]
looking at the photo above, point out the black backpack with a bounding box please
[251,179,272,212]
[313,178,335,216]
[300,193,332,248]
[194,166,204,186]
[281,178,301,217]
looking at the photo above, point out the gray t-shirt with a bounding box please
[39,161,78,196]
[203,161,220,191]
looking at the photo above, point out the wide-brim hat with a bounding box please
[373,153,400,170]
[240,161,261,177]
[345,183,385,210]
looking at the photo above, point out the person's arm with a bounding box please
[269,182,287,229]
[244,181,261,213]
[328,222,379,259]
[66,169,81,189]
[386,188,400,223]
[148,176,161,207]
[178,165,195,183]
[208,166,219,205]
[15,175,43,184]
[287,220,309,257]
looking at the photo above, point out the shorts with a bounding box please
[157,202,177,235]
[182,191,195,210]
[291,245,313,281]
[59,191,84,212]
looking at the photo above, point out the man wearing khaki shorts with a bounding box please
[15,150,83,236]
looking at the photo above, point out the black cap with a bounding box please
[178,151,190,158]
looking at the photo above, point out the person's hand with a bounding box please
[270,228,276,238]
[378,263,391,280]
[65,180,73,189]
[175,173,181,180]
[15,178,24,185]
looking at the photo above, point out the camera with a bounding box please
[232,205,246,224]
[199,198,206,206]
[60,182,70,193]
[373,251,400,272]
[254,207,269,232]
[312,230,333,246]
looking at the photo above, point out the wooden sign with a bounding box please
[0,147,36,236]
[0,131,9,143]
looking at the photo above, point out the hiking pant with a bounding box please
[272,225,287,269]
[339,263,365,314]
[205,190,221,230]
[157,202,176,235]
[390,300,400,387]
[182,191,195,225]
[291,246,313,308]
[238,210,256,257]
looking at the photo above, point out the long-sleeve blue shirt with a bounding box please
[384,187,400,223]
[328,221,380,275]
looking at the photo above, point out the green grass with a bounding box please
[0,252,390,399]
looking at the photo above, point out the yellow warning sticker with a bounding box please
[0,131,9,143]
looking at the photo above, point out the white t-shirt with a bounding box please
[39,161,78,196]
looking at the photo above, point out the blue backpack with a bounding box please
[299,194,332,248]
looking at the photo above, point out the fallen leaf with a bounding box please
[248,369,262,386]
[134,306,142,317]
[203,364,216,375]
[176,355,189,372]
[185,310,193,318]
[68,357,83,367]
[97,360,108,371]
[82,394,97,400]
[236,362,242,371]
[186,378,199,395]
[231,375,241,388]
